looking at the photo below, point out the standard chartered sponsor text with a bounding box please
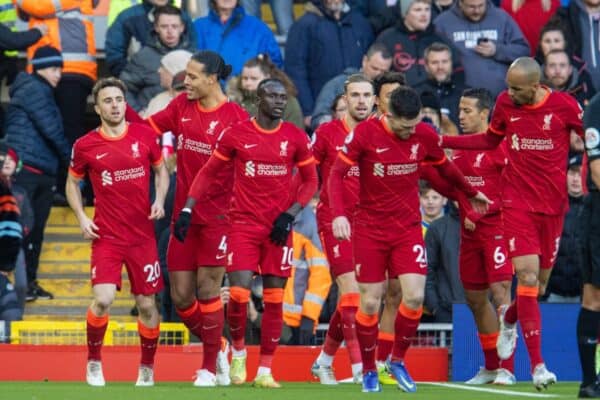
[256,163,287,176]
[387,163,418,175]
[114,166,145,182]
[520,138,554,151]
[465,176,485,186]
[184,138,212,155]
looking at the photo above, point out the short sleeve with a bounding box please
[214,126,236,160]
[294,129,314,166]
[340,127,363,165]
[420,125,447,165]
[145,128,163,165]
[564,93,584,137]
[68,140,87,178]
[489,95,508,137]
[585,97,600,161]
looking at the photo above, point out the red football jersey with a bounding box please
[214,119,314,227]
[451,142,507,230]
[334,117,446,236]
[489,90,583,215]
[148,94,248,224]
[69,123,162,243]
[312,118,359,213]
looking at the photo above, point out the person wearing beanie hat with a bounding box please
[420,90,442,130]
[119,5,195,112]
[4,41,70,302]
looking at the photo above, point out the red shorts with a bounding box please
[460,229,513,290]
[167,223,229,271]
[503,208,563,270]
[317,208,353,278]
[227,223,292,278]
[353,223,427,283]
[90,239,163,296]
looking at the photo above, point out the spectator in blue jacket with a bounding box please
[105,0,196,77]
[194,0,282,76]
[3,46,70,302]
[284,0,374,126]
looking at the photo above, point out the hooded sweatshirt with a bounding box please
[433,0,530,98]
[574,0,600,90]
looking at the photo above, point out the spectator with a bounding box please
[415,42,468,128]
[4,46,70,302]
[542,49,596,106]
[143,50,193,117]
[285,0,374,124]
[434,0,530,97]
[330,95,347,120]
[106,0,196,77]
[552,0,600,91]
[0,142,22,275]
[120,5,195,112]
[0,18,46,88]
[348,0,398,34]
[194,0,282,76]
[241,0,294,37]
[376,0,452,86]
[545,155,585,303]
[420,182,447,236]
[1,148,32,309]
[226,54,303,129]
[283,204,332,345]
[500,0,560,56]
[424,202,463,323]
[420,90,459,135]
[311,42,392,129]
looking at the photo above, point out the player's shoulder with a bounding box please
[281,120,308,138]
[74,128,101,149]
[223,99,250,118]
[414,121,440,142]
[128,122,157,137]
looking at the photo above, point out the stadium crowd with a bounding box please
[1,0,600,397]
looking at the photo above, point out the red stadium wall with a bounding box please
[0,345,448,382]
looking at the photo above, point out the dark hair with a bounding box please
[545,48,570,62]
[418,179,433,195]
[92,77,127,104]
[389,86,421,119]
[191,50,232,80]
[242,54,298,97]
[373,71,406,96]
[424,42,452,61]
[535,21,571,62]
[461,88,494,112]
[365,42,392,60]
[343,73,373,94]
[153,4,183,22]
[256,78,285,97]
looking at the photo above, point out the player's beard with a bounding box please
[103,112,125,127]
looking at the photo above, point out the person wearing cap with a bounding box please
[4,45,70,302]
[142,51,192,117]
[375,0,454,87]
[544,154,585,304]
[120,5,196,112]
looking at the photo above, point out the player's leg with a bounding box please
[86,283,116,387]
[489,280,515,384]
[356,281,386,392]
[134,294,160,387]
[226,269,253,385]
[578,285,600,398]
[376,278,401,385]
[313,271,361,384]
[387,273,424,393]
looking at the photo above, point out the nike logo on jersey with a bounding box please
[181,117,192,122]
[96,153,108,160]
[494,263,506,270]
[376,147,390,153]
[202,324,218,330]
[216,254,227,260]
[335,146,344,151]
[280,265,291,271]
[510,116,521,122]
[244,144,258,149]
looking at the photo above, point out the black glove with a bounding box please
[298,316,315,345]
[173,209,191,242]
[269,212,294,246]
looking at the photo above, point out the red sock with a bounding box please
[479,332,500,370]
[323,309,343,356]
[259,288,284,369]
[339,293,361,365]
[504,300,518,325]
[86,308,108,361]
[355,310,379,372]
[501,351,515,372]
[376,331,394,363]
[517,285,543,370]
[138,320,160,367]
[198,297,224,374]
[227,286,250,351]
[175,300,203,338]
[391,303,422,362]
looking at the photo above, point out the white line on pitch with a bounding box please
[424,382,560,398]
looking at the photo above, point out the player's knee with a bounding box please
[361,297,382,315]
[516,270,538,287]
[402,294,424,310]
[465,294,487,313]
[94,297,114,313]
[136,301,157,320]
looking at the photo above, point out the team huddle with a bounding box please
[65,50,584,393]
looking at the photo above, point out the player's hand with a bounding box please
[173,209,192,242]
[332,216,351,240]
[464,217,476,231]
[270,212,295,246]
[298,317,315,345]
[80,216,100,240]
[148,201,165,220]
[469,191,492,214]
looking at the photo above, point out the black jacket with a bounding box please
[414,72,468,127]
[0,178,21,272]
[546,195,585,297]
[0,23,42,85]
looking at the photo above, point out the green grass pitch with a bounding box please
[0,382,581,400]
